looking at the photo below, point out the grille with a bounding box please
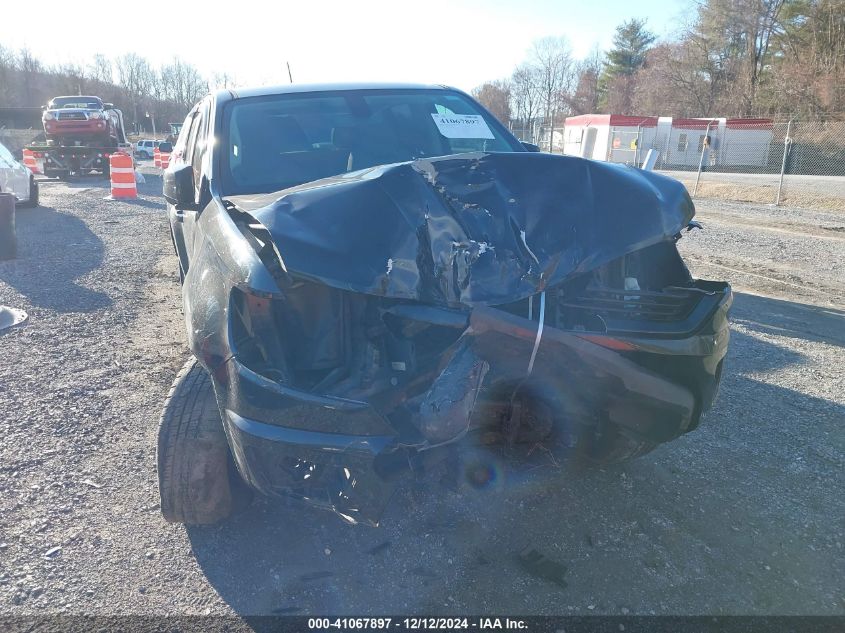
[57,112,87,121]
[553,285,705,328]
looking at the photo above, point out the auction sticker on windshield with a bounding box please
[431,113,495,139]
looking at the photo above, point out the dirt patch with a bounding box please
[672,177,845,212]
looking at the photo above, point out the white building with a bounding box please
[562,114,775,169]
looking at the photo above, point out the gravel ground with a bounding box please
[0,174,842,616]
[663,172,845,211]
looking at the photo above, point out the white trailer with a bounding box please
[563,114,775,169]
[562,114,658,164]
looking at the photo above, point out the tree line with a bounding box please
[472,0,845,149]
[0,47,238,133]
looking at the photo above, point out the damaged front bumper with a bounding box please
[216,283,732,526]
[218,357,400,525]
[180,152,735,526]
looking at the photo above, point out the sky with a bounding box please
[1,0,693,92]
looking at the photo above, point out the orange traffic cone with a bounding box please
[109,152,137,199]
[22,149,41,174]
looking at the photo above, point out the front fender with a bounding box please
[181,197,282,375]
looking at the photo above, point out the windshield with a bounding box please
[50,97,102,109]
[221,88,523,194]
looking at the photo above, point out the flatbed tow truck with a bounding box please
[26,95,132,178]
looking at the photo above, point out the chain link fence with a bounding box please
[656,120,845,210]
[542,119,845,210]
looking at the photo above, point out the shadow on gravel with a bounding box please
[110,196,165,210]
[731,292,845,348]
[0,205,111,312]
[38,174,166,209]
[37,175,110,191]
[184,294,844,616]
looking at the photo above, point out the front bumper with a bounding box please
[223,407,397,525]
[45,119,108,136]
[216,358,403,525]
[214,284,732,525]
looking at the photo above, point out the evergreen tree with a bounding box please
[605,19,657,78]
[598,19,656,112]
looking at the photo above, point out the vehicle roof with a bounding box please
[227,82,454,99]
[50,95,103,101]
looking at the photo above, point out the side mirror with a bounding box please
[41,104,48,111]
[521,141,541,152]
[158,141,173,153]
[103,103,114,109]
[163,164,197,209]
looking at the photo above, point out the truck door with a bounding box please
[169,101,209,275]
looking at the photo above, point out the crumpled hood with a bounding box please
[227,152,694,307]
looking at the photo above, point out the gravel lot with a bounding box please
[0,172,843,616]
[661,171,845,211]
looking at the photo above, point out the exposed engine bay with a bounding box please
[180,152,731,524]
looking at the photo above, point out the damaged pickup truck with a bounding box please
[159,83,731,526]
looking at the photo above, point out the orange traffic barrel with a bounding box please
[160,152,171,169]
[153,147,161,168]
[22,149,41,174]
[109,152,137,199]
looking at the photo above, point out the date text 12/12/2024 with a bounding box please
[307,618,528,630]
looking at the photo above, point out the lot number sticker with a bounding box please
[431,114,495,139]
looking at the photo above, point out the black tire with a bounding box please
[578,422,657,465]
[18,177,38,208]
[157,358,252,524]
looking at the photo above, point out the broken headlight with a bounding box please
[229,283,351,390]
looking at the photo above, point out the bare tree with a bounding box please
[115,53,155,125]
[88,54,114,85]
[694,0,786,115]
[0,46,15,106]
[530,36,574,151]
[763,0,845,116]
[18,48,42,106]
[472,80,512,126]
[510,63,542,141]
[53,63,87,96]
[0,49,210,128]
[569,47,603,114]
[211,71,240,89]
[161,58,208,110]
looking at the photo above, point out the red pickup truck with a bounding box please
[42,95,121,145]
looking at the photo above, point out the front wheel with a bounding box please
[157,358,252,524]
